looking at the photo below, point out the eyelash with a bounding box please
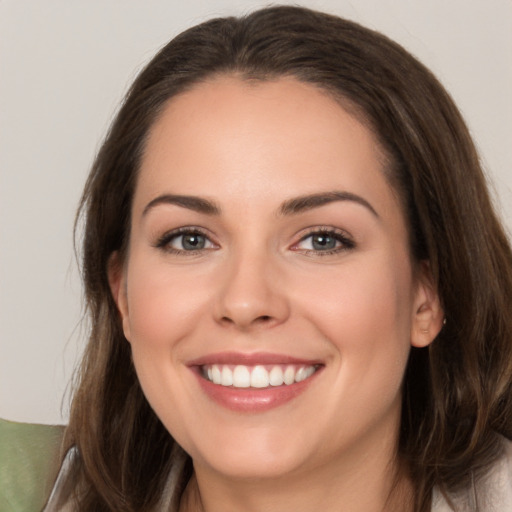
[155,227,216,255]
[154,226,355,256]
[292,227,355,256]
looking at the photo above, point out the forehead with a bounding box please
[130,75,411,256]
[139,78,387,188]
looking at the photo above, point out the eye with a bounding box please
[155,228,216,254]
[293,228,355,255]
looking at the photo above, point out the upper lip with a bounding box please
[187,351,323,367]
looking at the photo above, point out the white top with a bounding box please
[431,438,512,511]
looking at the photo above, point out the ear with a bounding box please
[108,251,132,342]
[410,261,444,348]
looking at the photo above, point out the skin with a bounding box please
[110,76,444,512]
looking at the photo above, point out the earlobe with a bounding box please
[107,252,131,342]
[410,261,444,348]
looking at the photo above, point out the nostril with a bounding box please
[221,314,272,325]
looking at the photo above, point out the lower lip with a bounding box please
[193,367,322,412]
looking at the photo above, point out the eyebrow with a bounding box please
[279,191,379,218]
[142,190,378,218]
[142,194,221,216]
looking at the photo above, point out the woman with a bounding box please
[46,5,512,511]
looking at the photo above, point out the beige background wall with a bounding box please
[1,0,511,425]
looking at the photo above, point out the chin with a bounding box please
[182,424,315,480]
[202,450,308,480]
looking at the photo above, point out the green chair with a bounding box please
[0,418,64,511]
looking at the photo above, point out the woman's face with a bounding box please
[112,76,441,480]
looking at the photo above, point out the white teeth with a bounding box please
[251,365,269,388]
[212,365,222,384]
[295,367,308,382]
[295,366,316,383]
[221,366,233,386]
[232,365,251,388]
[283,366,295,385]
[305,366,315,379]
[203,363,318,388]
[269,366,284,386]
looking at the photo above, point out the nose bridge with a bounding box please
[215,240,289,329]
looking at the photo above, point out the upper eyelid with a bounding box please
[155,226,217,247]
[291,226,355,250]
[153,225,354,248]
[295,226,353,241]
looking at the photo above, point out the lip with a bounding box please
[188,352,324,413]
[188,351,323,367]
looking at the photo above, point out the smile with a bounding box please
[201,364,319,389]
[189,353,324,412]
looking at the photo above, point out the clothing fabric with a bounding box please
[431,438,512,511]
[43,447,76,512]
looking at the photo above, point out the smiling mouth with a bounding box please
[191,354,323,411]
[201,364,320,389]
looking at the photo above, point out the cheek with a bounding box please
[124,258,208,351]
[299,258,412,341]
[296,259,414,434]
[294,255,414,391]
[122,257,205,429]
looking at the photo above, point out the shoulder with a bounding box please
[432,436,512,511]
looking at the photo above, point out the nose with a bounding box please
[214,249,290,330]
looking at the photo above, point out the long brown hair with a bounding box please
[61,6,512,511]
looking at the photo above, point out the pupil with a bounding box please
[183,234,205,250]
[312,234,335,250]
